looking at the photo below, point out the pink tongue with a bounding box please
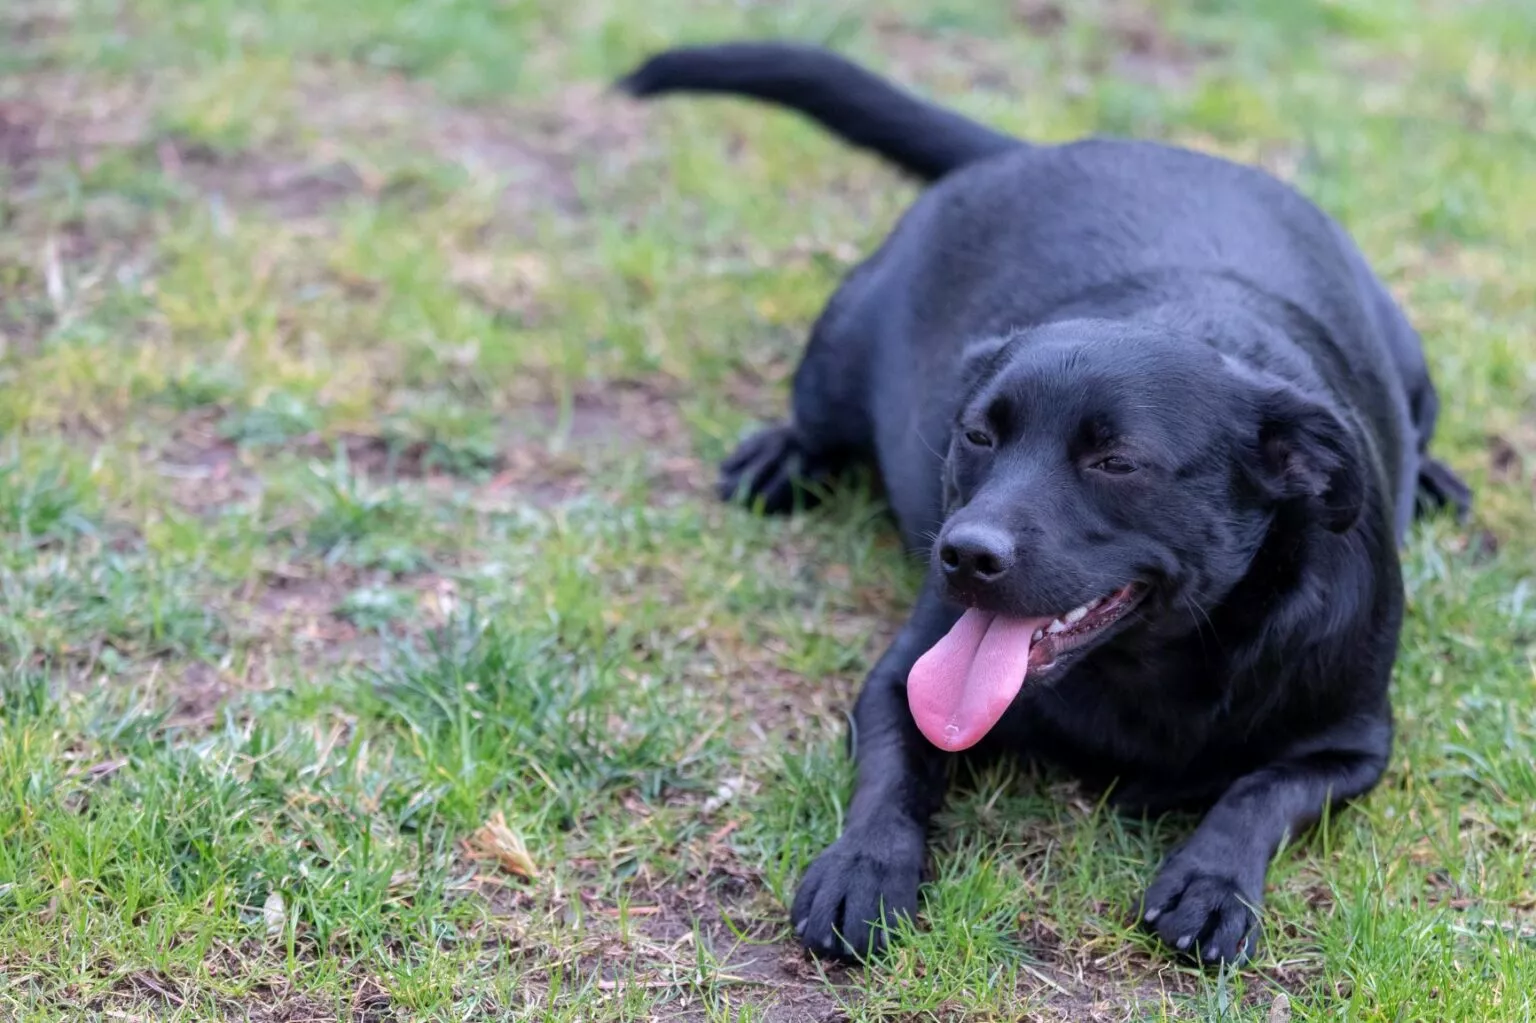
[907,609,1051,751]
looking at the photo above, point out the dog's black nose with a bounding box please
[938,524,1015,583]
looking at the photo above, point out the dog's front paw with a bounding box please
[1140,851,1261,965]
[791,826,923,962]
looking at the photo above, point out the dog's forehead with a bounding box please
[976,328,1232,434]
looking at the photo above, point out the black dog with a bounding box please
[619,42,1470,965]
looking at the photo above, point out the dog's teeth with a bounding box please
[1086,597,1103,610]
[1032,628,1044,642]
[1047,618,1068,634]
[1064,605,1089,625]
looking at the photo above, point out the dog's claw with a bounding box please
[791,826,923,963]
[1140,851,1262,967]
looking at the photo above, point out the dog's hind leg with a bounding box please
[718,280,878,515]
[1415,456,1472,522]
[1407,378,1471,523]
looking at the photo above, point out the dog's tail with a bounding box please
[616,42,1023,182]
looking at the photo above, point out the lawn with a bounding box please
[1,0,1533,1020]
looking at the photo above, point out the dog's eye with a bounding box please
[964,429,993,448]
[1092,455,1138,475]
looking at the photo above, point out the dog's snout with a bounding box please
[938,523,1015,584]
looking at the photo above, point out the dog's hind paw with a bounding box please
[1415,456,1472,523]
[718,423,827,514]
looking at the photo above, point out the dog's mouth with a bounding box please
[906,582,1147,752]
[1025,582,1147,671]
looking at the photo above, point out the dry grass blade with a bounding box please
[466,810,539,880]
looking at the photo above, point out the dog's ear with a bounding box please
[957,333,1014,397]
[1245,384,1366,533]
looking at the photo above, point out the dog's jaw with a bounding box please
[1025,582,1148,671]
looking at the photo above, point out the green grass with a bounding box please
[1,0,1534,1019]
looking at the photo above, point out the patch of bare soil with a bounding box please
[869,18,1026,94]
[1016,0,1224,87]
[497,878,851,1023]
[0,101,43,173]
[269,380,703,507]
[295,71,653,225]
[472,381,706,509]
[1488,423,1536,490]
[64,954,395,1023]
[156,411,262,515]
[1102,9,1221,87]
[253,572,360,645]
[160,660,240,729]
[0,73,164,355]
[0,2,66,48]
[539,882,1196,1022]
[7,61,642,228]
[0,71,156,181]
[157,139,366,219]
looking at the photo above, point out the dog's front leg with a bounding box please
[1140,713,1391,964]
[792,582,958,961]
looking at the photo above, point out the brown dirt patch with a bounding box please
[555,879,1196,1022]
[244,564,464,664]
[497,878,851,1023]
[296,71,653,225]
[157,139,366,219]
[269,379,704,505]
[1488,427,1534,487]
[1103,8,1220,87]
[63,954,396,1023]
[0,73,163,354]
[1016,0,1223,88]
[0,71,156,179]
[474,381,706,509]
[5,60,644,226]
[302,431,505,481]
[0,4,67,48]
[248,570,386,668]
[1017,0,1071,37]
[0,101,43,173]
[163,660,240,729]
[157,413,261,515]
[870,18,1027,94]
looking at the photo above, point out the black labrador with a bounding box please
[618,42,1470,966]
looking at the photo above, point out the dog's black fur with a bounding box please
[619,42,1471,966]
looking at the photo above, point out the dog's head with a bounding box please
[907,319,1365,751]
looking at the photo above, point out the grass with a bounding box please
[1,0,1533,1019]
